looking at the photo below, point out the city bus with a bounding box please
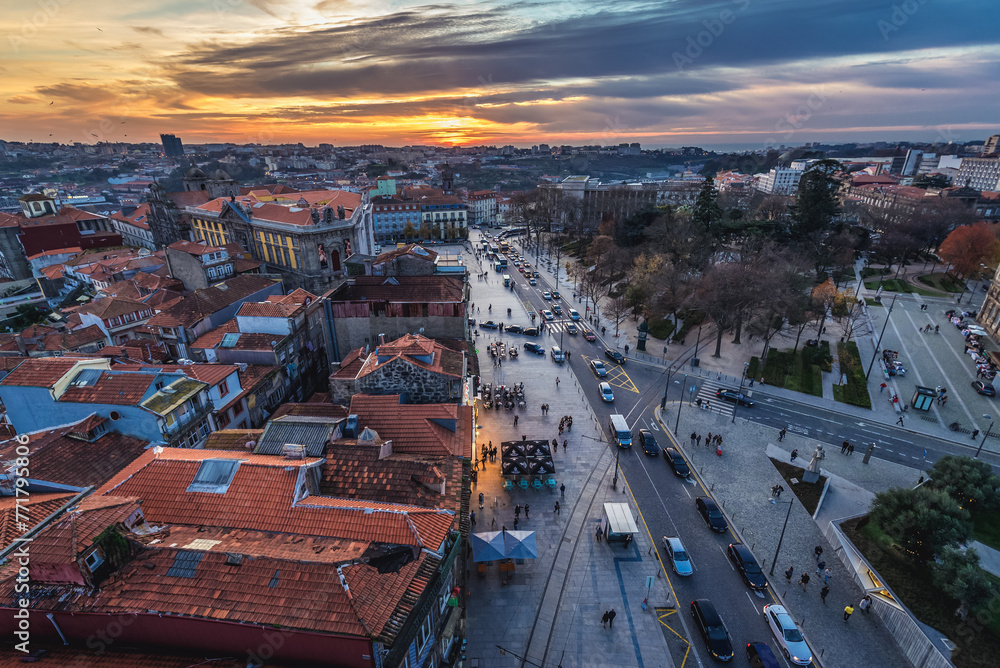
[488,243,499,256]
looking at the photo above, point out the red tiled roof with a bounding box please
[35,324,108,353]
[168,239,223,255]
[112,362,237,387]
[347,395,472,457]
[0,492,76,552]
[237,301,302,318]
[319,446,462,510]
[76,296,151,320]
[59,371,155,405]
[0,644,299,667]
[0,357,87,387]
[188,318,239,350]
[147,275,280,328]
[29,496,140,567]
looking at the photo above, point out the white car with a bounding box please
[543,291,552,300]
[662,536,693,576]
[599,382,614,402]
[542,310,554,320]
[763,604,811,666]
[569,308,581,320]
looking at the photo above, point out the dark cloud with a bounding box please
[130,26,165,37]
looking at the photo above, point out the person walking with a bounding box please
[784,565,794,582]
[823,567,833,584]
[479,492,484,509]
[844,604,854,622]
[799,573,810,591]
[596,526,604,542]
[816,560,826,574]
[860,595,873,614]
[790,449,799,462]
[470,510,476,526]
[814,545,824,562]
[778,427,786,441]
[820,585,830,604]
[707,432,713,445]
[514,504,521,519]
[775,485,784,500]
[848,443,855,455]
[524,504,530,519]
[556,376,560,387]
[607,608,616,629]
[880,382,887,393]
[513,516,519,530]
[563,439,568,452]
[841,440,849,455]
[560,483,565,497]
[554,501,561,514]
[696,434,702,446]
[897,416,905,427]
[691,432,697,447]
[514,414,519,427]
[601,611,609,629]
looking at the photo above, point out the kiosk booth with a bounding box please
[601,502,639,543]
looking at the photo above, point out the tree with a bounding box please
[693,174,723,234]
[789,159,842,239]
[4,305,48,332]
[937,223,1000,279]
[927,455,1000,514]
[403,221,417,240]
[695,263,746,357]
[931,547,998,615]
[605,293,630,337]
[615,206,662,248]
[811,278,839,337]
[869,487,972,563]
[833,289,865,340]
[418,222,432,240]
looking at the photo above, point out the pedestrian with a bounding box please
[514,414,519,426]
[790,449,799,462]
[848,443,855,455]
[816,560,826,574]
[918,475,924,485]
[799,573,810,590]
[820,585,830,603]
[897,415,905,427]
[696,434,702,446]
[775,485,784,499]
[559,423,564,436]
[560,483,565,497]
[513,516,519,530]
[814,545,824,561]
[823,567,832,584]
[470,510,476,526]
[690,432,697,447]
[841,440,849,455]
[784,565,795,582]
[524,504,530,519]
[972,429,980,439]
[596,526,603,542]
[716,435,723,446]
[707,432,713,445]
[556,376,560,387]
[514,504,521,518]
[705,401,711,411]
[624,344,629,355]
[552,438,558,449]
[696,398,703,409]
[770,484,779,499]
[601,611,609,628]
[479,492,484,509]
[880,382,887,393]
[942,395,949,405]
[607,608,616,629]
[563,439,568,451]
[554,501,561,514]
[860,595,873,613]
[778,427,786,441]
[844,604,854,622]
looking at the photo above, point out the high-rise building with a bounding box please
[984,134,1000,156]
[160,133,184,158]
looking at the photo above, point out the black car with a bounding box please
[715,388,754,407]
[480,320,499,330]
[746,642,781,668]
[524,342,545,355]
[690,599,734,662]
[522,327,540,336]
[506,325,524,334]
[972,380,997,396]
[664,447,690,477]
[727,543,767,590]
[696,497,728,533]
[638,429,660,456]
[605,349,626,364]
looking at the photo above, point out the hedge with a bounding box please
[835,341,872,408]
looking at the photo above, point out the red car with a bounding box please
[583,330,597,342]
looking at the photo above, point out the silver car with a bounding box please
[662,536,693,576]
[763,605,811,666]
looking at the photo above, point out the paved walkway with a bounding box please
[655,404,911,668]
[464,238,675,668]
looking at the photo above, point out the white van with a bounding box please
[608,413,632,448]
[503,274,511,287]
[550,346,565,363]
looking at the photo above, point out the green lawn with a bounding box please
[864,298,883,306]
[864,278,940,296]
[918,273,965,293]
[833,341,872,408]
[974,513,1000,552]
[843,517,1000,668]
[647,318,674,340]
[750,343,829,397]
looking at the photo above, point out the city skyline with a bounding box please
[2,0,998,147]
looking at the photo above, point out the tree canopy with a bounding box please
[937,223,1000,279]
[870,486,972,563]
[789,159,842,239]
[927,455,1000,514]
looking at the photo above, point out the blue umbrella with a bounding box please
[470,531,505,562]
[503,530,538,559]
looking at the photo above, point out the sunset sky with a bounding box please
[2,0,998,147]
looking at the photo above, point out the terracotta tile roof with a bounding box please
[111,362,237,388]
[59,371,156,405]
[39,263,66,280]
[238,363,278,391]
[147,275,280,328]
[234,256,262,273]
[347,395,472,458]
[100,340,170,363]
[188,318,239,350]
[0,212,19,228]
[353,334,463,379]
[95,449,452,547]
[99,278,143,300]
[270,287,319,304]
[331,348,366,378]
[0,419,149,488]
[0,357,87,387]
[202,428,263,450]
[319,447,462,510]
[331,275,464,303]
[132,270,183,292]
[29,496,140,569]
[36,324,107,352]
[168,239,223,255]
[19,323,58,339]
[165,189,215,208]
[270,402,349,420]
[237,301,303,318]
[0,492,76,552]
[76,296,150,320]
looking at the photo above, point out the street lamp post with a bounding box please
[768,498,795,577]
[612,443,621,488]
[866,293,898,380]
[675,376,688,434]
[660,365,677,410]
[731,362,750,424]
[977,414,994,458]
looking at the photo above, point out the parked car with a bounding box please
[583,329,597,342]
[566,323,578,335]
[715,388,754,407]
[524,343,545,355]
[690,599,734,662]
[569,308,581,320]
[599,382,615,402]
[590,360,608,377]
[605,349,626,364]
[664,447,690,477]
[746,642,781,668]
[696,497,728,533]
[505,325,523,334]
[727,543,767,590]
[543,291,552,300]
[762,605,811,666]
[638,429,660,456]
[662,536,693,576]
[542,310,554,320]
[480,320,499,330]
[972,380,997,396]
[522,327,540,336]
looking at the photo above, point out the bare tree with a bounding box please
[605,293,630,338]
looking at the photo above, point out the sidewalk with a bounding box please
[464,240,675,668]
[655,403,911,668]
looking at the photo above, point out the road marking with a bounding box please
[649,420,661,432]
[744,591,760,615]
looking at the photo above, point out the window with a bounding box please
[187,459,240,493]
[416,615,433,652]
[84,549,104,571]
[218,380,229,396]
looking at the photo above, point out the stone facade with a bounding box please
[330,356,462,405]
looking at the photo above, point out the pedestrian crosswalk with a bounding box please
[690,377,754,417]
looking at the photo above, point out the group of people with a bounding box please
[689,431,723,455]
[478,442,498,466]
[840,440,856,455]
[558,415,573,434]
[782,545,874,621]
